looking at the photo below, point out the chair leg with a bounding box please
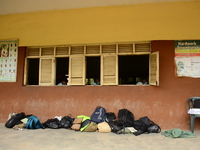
[190,115,195,133]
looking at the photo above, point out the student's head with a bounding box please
[141,78,147,84]
[61,80,67,85]
[94,78,99,83]
[60,77,67,85]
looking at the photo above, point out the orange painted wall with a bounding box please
[1,40,200,130]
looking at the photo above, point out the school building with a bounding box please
[0,0,200,130]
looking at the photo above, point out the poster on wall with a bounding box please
[175,57,200,78]
[0,39,18,82]
[175,40,200,57]
[174,40,200,78]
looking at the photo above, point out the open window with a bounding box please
[85,56,100,85]
[56,57,69,85]
[118,52,159,86]
[26,58,39,85]
[118,55,149,85]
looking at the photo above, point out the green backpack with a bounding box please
[84,122,98,132]
[77,115,91,131]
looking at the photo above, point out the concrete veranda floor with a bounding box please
[0,124,200,150]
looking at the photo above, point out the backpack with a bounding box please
[77,115,91,131]
[60,116,73,129]
[42,118,61,129]
[91,106,106,123]
[118,109,134,127]
[139,116,161,133]
[108,120,124,134]
[133,116,161,135]
[133,118,149,135]
[84,122,98,132]
[25,115,43,129]
[80,119,91,131]
[5,112,26,128]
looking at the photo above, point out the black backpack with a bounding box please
[5,112,26,128]
[133,116,150,134]
[42,118,61,129]
[108,120,124,134]
[133,116,161,136]
[60,116,73,129]
[118,109,134,127]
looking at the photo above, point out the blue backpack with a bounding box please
[25,115,43,129]
[91,106,106,123]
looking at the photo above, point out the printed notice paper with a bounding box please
[175,57,200,78]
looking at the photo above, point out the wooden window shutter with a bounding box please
[102,55,117,85]
[23,58,29,85]
[39,58,55,85]
[135,43,151,53]
[149,52,159,86]
[27,48,40,56]
[69,56,85,85]
[118,44,133,54]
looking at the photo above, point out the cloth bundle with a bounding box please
[161,128,196,138]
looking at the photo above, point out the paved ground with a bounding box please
[0,123,200,150]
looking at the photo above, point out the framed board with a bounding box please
[0,39,18,82]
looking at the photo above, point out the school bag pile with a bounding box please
[5,106,161,136]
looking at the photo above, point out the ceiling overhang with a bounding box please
[0,0,193,15]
